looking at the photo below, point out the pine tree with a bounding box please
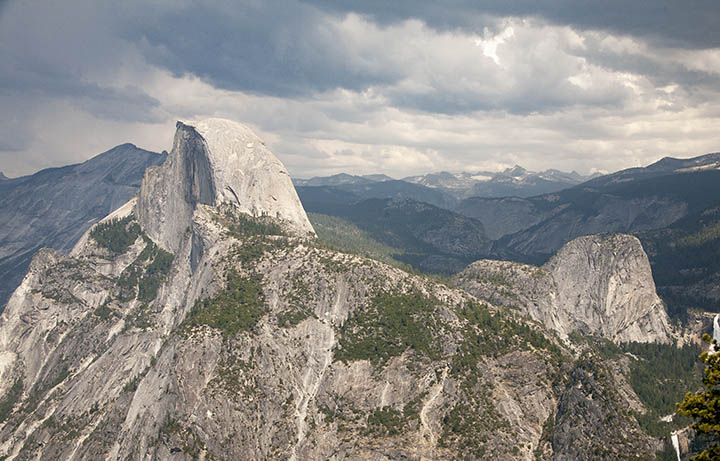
[678,334,720,460]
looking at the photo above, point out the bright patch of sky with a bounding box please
[1,0,719,179]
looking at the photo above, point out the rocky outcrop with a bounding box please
[194,118,313,234]
[455,234,672,343]
[138,119,313,253]
[552,359,655,460]
[0,144,165,310]
[0,120,664,460]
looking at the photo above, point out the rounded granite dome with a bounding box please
[189,118,314,235]
[136,118,314,253]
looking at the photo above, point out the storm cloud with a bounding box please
[0,0,719,178]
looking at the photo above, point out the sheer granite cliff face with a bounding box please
[137,119,313,254]
[455,234,672,344]
[0,121,660,460]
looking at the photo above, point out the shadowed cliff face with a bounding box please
[0,144,166,310]
[138,119,314,255]
[136,122,216,254]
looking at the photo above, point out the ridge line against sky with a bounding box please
[1,0,719,178]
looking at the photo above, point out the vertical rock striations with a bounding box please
[456,234,672,343]
[138,119,313,254]
[136,122,216,254]
[0,120,663,460]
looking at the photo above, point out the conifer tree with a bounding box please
[678,334,720,460]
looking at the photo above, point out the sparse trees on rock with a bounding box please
[678,334,720,460]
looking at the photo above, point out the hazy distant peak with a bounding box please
[361,173,395,182]
[502,165,527,176]
[646,152,720,172]
[293,173,387,187]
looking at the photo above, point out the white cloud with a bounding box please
[1,2,719,182]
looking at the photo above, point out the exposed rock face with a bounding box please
[0,144,165,309]
[0,120,661,460]
[138,119,313,253]
[455,234,672,343]
[552,359,655,460]
[194,118,311,227]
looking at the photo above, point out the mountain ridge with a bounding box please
[0,118,683,460]
[293,165,598,201]
[455,233,672,343]
[0,143,166,309]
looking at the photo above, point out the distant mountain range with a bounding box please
[294,166,597,200]
[293,173,394,187]
[0,144,165,307]
[459,153,720,258]
[299,153,720,318]
[4,148,720,319]
[402,166,598,199]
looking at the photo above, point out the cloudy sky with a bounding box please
[1,0,719,179]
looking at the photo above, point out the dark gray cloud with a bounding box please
[302,0,720,49]
[99,0,720,116]
[0,1,162,123]
[0,0,719,179]
[120,1,399,97]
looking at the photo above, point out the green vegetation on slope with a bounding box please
[335,290,441,366]
[638,206,720,319]
[625,342,701,417]
[678,335,720,459]
[366,407,407,437]
[308,197,492,275]
[215,205,285,237]
[568,335,700,438]
[440,301,565,458]
[673,221,720,249]
[118,237,174,302]
[308,212,406,268]
[454,301,560,363]
[89,216,141,254]
[620,342,699,437]
[183,270,266,336]
[88,215,174,304]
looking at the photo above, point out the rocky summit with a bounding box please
[0,119,681,460]
[455,234,672,344]
[137,118,314,254]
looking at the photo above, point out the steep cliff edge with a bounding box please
[0,121,663,460]
[137,119,313,254]
[455,234,672,344]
